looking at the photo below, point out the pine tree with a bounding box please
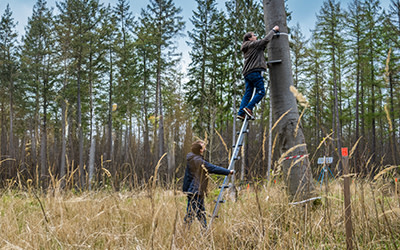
[289,23,308,90]
[20,0,55,187]
[314,0,346,172]
[361,0,385,165]
[145,0,184,160]
[303,39,327,156]
[56,0,105,188]
[136,11,158,178]
[384,0,400,165]
[0,4,18,180]
[185,0,221,135]
[346,0,366,169]
[113,0,138,166]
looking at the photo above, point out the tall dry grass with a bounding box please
[0,176,399,249]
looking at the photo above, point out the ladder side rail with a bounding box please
[227,119,248,171]
[209,117,249,225]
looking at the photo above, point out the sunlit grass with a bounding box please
[0,176,399,249]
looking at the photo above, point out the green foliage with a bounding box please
[0,0,399,187]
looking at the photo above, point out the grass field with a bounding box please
[0,177,399,249]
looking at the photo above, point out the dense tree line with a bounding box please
[0,0,398,190]
[294,0,400,175]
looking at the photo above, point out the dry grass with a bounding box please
[0,178,399,249]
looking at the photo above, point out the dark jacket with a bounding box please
[182,152,231,197]
[241,29,275,76]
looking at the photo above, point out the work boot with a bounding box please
[237,115,245,121]
[244,107,254,119]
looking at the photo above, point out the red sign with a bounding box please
[341,147,348,157]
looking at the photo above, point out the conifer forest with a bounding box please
[0,0,399,190]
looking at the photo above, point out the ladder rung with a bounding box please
[237,129,249,135]
[232,144,242,148]
[214,199,226,203]
[219,185,231,189]
[233,156,240,161]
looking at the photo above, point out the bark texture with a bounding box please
[263,0,314,199]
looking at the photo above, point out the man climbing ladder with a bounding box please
[237,25,280,120]
[209,26,281,230]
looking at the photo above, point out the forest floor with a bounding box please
[0,177,399,249]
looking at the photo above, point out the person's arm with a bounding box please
[203,160,233,175]
[252,25,280,47]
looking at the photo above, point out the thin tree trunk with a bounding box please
[142,49,151,178]
[389,73,398,165]
[360,70,365,175]
[30,119,37,174]
[0,104,6,181]
[156,44,164,160]
[40,78,48,188]
[158,84,165,160]
[154,74,159,161]
[332,47,343,174]
[20,136,27,175]
[370,51,376,165]
[9,72,14,178]
[355,35,360,171]
[77,61,84,188]
[108,46,113,162]
[167,129,175,182]
[60,100,67,189]
[88,136,95,190]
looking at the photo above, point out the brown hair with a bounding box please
[191,140,205,155]
[243,32,253,42]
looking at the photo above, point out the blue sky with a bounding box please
[0,0,392,73]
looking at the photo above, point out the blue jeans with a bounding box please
[184,194,207,229]
[238,71,265,116]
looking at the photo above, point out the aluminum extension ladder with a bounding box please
[208,115,251,229]
[207,59,281,231]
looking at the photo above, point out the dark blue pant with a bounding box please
[238,71,266,116]
[184,194,207,229]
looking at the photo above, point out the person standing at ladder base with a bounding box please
[237,25,280,120]
[182,140,234,229]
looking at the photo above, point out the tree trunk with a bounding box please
[9,73,14,179]
[0,104,6,180]
[389,73,398,165]
[40,78,48,189]
[30,119,38,173]
[370,51,376,165]
[263,0,314,199]
[156,48,165,161]
[167,128,175,182]
[60,100,67,189]
[77,61,84,188]
[158,84,165,160]
[332,48,343,174]
[88,136,95,190]
[108,46,113,162]
[355,37,360,171]
[142,49,151,178]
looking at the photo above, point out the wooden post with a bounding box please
[396,178,400,208]
[342,147,353,249]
